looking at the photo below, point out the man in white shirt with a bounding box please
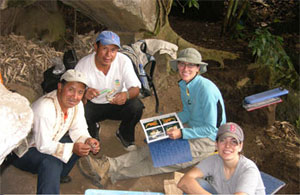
[12,70,100,194]
[75,31,144,151]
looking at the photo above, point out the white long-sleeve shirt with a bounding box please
[28,90,91,163]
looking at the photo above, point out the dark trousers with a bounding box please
[84,98,144,142]
[12,135,79,194]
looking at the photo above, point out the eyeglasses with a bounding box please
[178,62,198,69]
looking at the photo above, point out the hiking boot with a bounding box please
[86,155,110,186]
[77,156,103,188]
[116,130,137,152]
[60,175,72,183]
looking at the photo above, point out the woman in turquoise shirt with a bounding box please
[78,48,226,186]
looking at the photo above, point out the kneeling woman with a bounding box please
[178,122,266,195]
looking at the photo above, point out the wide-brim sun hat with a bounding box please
[170,48,208,74]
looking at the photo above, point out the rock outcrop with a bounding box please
[61,0,158,33]
[0,84,33,165]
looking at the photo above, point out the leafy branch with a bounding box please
[248,27,298,89]
[173,0,199,13]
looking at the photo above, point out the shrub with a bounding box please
[248,27,299,90]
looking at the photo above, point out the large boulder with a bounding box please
[61,0,158,32]
[0,84,33,165]
[14,6,66,43]
[1,1,65,43]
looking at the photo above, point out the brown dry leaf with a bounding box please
[255,136,265,148]
[0,34,63,94]
[286,142,297,148]
[0,31,99,96]
[270,135,281,140]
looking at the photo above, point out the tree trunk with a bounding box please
[1,0,238,66]
[60,0,238,67]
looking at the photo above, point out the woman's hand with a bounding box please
[166,126,182,139]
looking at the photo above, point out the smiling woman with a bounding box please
[178,122,266,195]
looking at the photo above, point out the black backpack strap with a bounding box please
[144,55,159,113]
[63,49,78,70]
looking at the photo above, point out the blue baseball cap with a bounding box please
[96,31,121,48]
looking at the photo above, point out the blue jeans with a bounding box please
[12,135,79,194]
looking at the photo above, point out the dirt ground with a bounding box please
[1,15,300,194]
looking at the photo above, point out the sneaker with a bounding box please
[116,131,137,152]
[77,156,103,188]
[60,175,71,184]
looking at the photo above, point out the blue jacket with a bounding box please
[177,75,226,141]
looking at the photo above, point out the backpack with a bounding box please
[41,49,78,93]
[41,42,159,113]
[120,40,159,113]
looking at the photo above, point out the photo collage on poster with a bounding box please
[140,112,183,143]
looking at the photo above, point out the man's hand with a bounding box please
[109,87,140,105]
[166,126,182,139]
[72,142,91,156]
[110,92,127,105]
[84,88,100,103]
[85,138,100,154]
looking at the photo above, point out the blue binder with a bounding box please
[244,88,288,104]
[260,171,286,195]
[148,138,192,167]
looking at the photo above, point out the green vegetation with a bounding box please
[173,0,199,13]
[248,27,298,90]
[249,28,299,132]
[222,0,249,36]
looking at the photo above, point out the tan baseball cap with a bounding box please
[60,69,88,87]
[217,122,244,143]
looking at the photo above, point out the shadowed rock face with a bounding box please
[61,0,158,32]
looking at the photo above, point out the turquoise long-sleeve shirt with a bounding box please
[177,75,226,141]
